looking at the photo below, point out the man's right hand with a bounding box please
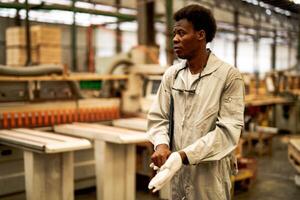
[151,144,171,167]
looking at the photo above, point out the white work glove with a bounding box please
[148,152,182,193]
[149,162,160,171]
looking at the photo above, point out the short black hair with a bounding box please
[173,4,217,43]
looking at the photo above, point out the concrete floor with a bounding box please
[75,135,300,200]
[1,135,299,200]
[234,135,300,200]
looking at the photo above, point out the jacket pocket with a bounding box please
[224,96,244,113]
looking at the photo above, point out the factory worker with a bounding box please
[147,4,245,200]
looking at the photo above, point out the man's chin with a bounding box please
[175,53,186,59]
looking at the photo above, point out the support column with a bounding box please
[71,0,77,71]
[297,23,300,71]
[95,140,136,200]
[25,0,31,66]
[24,151,74,200]
[271,29,277,70]
[288,31,292,68]
[134,0,157,64]
[137,0,155,46]
[166,0,173,65]
[115,0,122,53]
[253,13,261,95]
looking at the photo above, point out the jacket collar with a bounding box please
[200,52,222,77]
[176,50,222,78]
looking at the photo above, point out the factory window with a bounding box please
[95,27,116,57]
[210,33,234,67]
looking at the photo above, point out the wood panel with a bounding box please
[54,123,148,144]
[112,118,147,131]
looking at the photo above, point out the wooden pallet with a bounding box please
[288,138,300,173]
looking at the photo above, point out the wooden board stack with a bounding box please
[6,26,62,66]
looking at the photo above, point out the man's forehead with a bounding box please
[173,19,193,30]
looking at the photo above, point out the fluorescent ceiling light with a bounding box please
[290,0,300,4]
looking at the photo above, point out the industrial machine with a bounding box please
[0,46,166,197]
[0,64,121,196]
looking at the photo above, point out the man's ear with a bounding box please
[196,30,205,41]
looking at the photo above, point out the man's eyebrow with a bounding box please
[173,27,185,32]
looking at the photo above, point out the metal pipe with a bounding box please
[115,0,122,53]
[14,0,21,26]
[233,10,239,68]
[25,0,32,66]
[0,2,136,21]
[166,0,173,65]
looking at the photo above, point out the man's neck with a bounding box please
[187,49,209,74]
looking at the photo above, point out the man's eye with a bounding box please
[178,31,185,37]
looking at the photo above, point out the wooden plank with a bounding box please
[0,130,45,151]
[76,123,144,135]
[290,138,300,152]
[112,118,147,131]
[0,74,128,82]
[54,123,148,144]
[31,25,61,46]
[75,123,148,143]
[0,129,91,153]
[14,128,85,142]
[5,130,59,145]
[288,139,300,173]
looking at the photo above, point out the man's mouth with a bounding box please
[174,47,182,52]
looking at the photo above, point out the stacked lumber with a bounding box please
[6,26,62,66]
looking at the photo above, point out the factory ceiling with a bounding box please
[261,0,300,14]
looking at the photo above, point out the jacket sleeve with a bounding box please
[147,69,173,149]
[182,68,245,164]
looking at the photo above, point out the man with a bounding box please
[147,4,245,200]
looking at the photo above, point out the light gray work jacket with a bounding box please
[147,53,245,199]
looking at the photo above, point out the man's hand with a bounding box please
[148,152,182,193]
[151,144,171,167]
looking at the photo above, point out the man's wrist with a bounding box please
[178,151,189,165]
[155,144,169,151]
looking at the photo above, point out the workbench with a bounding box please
[112,118,171,199]
[54,123,148,200]
[112,117,147,131]
[0,128,91,200]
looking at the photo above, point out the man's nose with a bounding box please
[173,34,180,43]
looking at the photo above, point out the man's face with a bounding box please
[173,19,201,59]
